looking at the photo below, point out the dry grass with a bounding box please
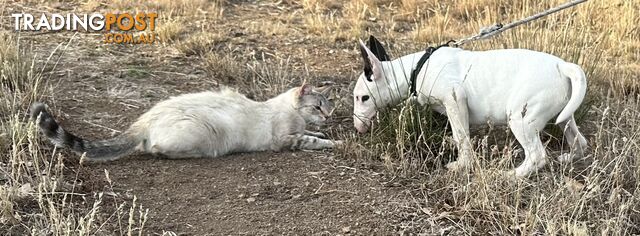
[247,20,294,37]
[336,0,640,234]
[246,57,301,99]
[87,0,225,17]
[302,0,375,41]
[300,0,338,14]
[155,18,186,44]
[175,32,224,56]
[355,95,640,234]
[0,32,149,235]
[2,0,639,234]
[202,51,304,99]
[412,11,459,43]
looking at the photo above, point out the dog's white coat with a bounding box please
[353,42,588,177]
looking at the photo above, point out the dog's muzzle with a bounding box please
[353,114,373,133]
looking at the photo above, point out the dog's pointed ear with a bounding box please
[367,36,390,61]
[358,39,381,82]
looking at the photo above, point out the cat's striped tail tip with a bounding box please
[30,102,48,120]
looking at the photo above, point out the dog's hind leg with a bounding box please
[557,116,588,163]
[507,111,548,178]
[443,86,475,172]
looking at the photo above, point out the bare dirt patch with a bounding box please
[3,0,639,235]
[89,153,412,235]
[5,1,433,233]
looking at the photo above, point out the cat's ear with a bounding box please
[298,84,312,97]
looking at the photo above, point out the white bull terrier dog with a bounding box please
[352,36,588,177]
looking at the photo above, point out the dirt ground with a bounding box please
[87,153,413,235]
[7,2,442,234]
[32,39,425,235]
[6,0,638,235]
[39,41,434,234]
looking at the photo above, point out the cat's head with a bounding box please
[295,84,334,126]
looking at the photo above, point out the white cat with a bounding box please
[31,84,341,162]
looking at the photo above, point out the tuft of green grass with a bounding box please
[348,99,454,176]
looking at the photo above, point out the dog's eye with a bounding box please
[362,95,370,102]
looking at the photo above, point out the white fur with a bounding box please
[126,87,338,159]
[353,41,588,177]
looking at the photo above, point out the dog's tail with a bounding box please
[555,62,587,124]
[30,102,141,161]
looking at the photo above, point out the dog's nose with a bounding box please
[353,115,371,133]
[354,121,371,134]
[355,123,369,133]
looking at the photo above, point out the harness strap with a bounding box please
[409,41,455,96]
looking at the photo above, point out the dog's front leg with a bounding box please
[442,87,474,171]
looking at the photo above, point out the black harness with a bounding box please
[409,41,455,96]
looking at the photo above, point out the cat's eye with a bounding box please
[314,106,321,110]
[362,95,370,102]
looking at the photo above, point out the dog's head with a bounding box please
[353,36,395,133]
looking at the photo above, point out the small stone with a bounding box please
[342,226,351,233]
[246,197,256,203]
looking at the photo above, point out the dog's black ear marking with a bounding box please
[359,44,373,82]
[367,35,390,61]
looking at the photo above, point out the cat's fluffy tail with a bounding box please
[30,102,140,161]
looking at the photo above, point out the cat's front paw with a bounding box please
[332,140,345,147]
[305,130,328,139]
[314,132,328,139]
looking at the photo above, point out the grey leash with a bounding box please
[452,0,588,47]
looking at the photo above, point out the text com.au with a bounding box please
[11,13,158,44]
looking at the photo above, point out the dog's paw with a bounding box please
[557,153,574,163]
[445,161,471,172]
[508,164,542,178]
[502,170,531,181]
[504,169,525,178]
